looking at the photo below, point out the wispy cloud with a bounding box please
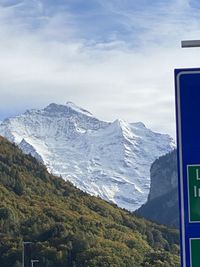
[0,0,200,138]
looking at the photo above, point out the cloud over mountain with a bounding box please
[0,0,200,137]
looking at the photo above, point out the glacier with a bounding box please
[0,102,175,211]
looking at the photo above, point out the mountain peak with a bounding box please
[113,118,126,125]
[131,122,146,128]
[111,119,134,138]
[0,103,174,211]
[44,102,93,117]
[65,101,93,116]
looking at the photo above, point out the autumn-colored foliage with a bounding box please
[0,136,180,266]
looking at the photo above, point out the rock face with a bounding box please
[148,150,178,201]
[0,102,174,211]
[136,150,179,228]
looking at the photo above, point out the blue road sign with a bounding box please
[175,68,200,267]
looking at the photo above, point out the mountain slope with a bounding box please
[0,136,179,266]
[136,150,179,227]
[0,102,174,211]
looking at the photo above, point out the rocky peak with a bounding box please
[0,102,175,211]
[43,102,93,117]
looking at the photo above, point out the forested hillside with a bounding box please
[0,136,179,267]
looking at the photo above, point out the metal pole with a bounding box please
[181,40,200,48]
[22,242,32,267]
[22,243,24,267]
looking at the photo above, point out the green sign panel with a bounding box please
[190,239,200,267]
[188,165,200,222]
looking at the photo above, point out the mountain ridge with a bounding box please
[0,102,175,211]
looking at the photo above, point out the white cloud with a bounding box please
[0,0,200,139]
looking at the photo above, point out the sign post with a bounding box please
[175,68,200,267]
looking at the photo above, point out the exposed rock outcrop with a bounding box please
[136,150,179,228]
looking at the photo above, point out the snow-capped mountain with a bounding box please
[0,102,175,211]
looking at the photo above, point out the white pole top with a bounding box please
[181,40,200,48]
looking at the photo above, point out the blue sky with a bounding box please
[1,0,200,137]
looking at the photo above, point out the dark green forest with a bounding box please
[0,136,180,266]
